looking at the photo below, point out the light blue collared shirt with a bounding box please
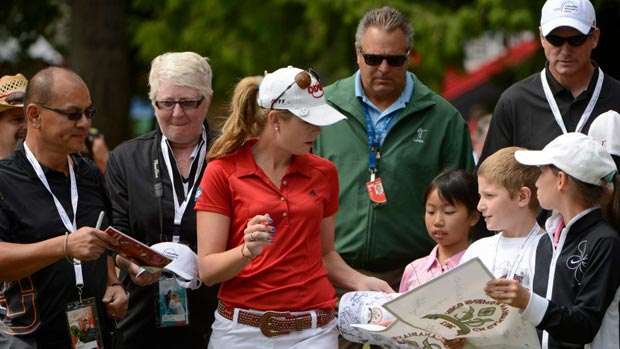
[354,70,414,146]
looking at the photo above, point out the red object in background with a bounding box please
[441,38,539,101]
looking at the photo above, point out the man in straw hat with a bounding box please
[0,73,28,158]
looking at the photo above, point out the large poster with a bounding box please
[339,258,540,349]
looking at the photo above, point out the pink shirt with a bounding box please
[399,244,465,292]
[195,139,339,311]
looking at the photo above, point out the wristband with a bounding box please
[64,232,79,265]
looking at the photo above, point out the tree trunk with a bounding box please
[69,0,130,149]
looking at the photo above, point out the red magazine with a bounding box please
[104,226,172,270]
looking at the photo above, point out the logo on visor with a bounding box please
[307,82,324,98]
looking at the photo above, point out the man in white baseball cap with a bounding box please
[480,0,620,168]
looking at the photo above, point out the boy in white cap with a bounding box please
[486,132,620,348]
[195,66,393,348]
[480,0,620,164]
[0,73,27,158]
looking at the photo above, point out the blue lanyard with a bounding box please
[364,104,392,178]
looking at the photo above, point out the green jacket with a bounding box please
[313,72,474,272]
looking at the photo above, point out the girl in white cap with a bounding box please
[485,132,620,348]
[194,67,393,348]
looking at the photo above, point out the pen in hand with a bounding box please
[96,210,105,230]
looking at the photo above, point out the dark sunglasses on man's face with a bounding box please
[545,32,593,47]
[36,103,96,121]
[358,48,409,67]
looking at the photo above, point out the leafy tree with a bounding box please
[2,0,618,143]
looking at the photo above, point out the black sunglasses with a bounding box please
[358,48,409,67]
[37,103,96,121]
[269,68,320,109]
[154,97,204,111]
[545,32,593,47]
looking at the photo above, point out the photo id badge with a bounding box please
[155,276,190,327]
[366,177,387,208]
[65,297,103,349]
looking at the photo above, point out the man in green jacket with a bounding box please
[313,7,474,347]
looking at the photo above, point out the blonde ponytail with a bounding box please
[207,76,267,161]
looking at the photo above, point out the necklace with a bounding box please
[492,224,541,280]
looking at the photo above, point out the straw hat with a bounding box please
[0,74,28,113]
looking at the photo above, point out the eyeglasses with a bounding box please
[269,68,320,109]
[545,32,593,47]
[358,48,409,67]
[0,91,25,105]
[37,103,96,121]
[154,97,204,110]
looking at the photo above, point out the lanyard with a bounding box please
[493,224,541,281]
[23,142,83,289]
[160,129,206,238]
[540,67,604,134]
[364,104,392,181]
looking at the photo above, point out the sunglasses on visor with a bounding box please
[0,91,25,105]
[269,68,320,109]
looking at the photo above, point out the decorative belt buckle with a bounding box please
[259,311,292,337]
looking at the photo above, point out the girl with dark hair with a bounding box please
[399,169,480,292]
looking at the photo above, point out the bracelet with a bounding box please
[64,232,79,265]
[240,243,254,261]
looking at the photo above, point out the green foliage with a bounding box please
[2,0,546,92]
[126,0,546,92]
[0,0,64,77]
[5,0,616,103]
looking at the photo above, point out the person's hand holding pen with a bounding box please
[241,214,276,260]
[64,212,118,261]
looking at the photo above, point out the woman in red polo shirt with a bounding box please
[195,66,393,348]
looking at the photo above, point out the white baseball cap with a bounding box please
[589,110,620,157]
[541,0,596,36]
[515,132,617,186]
[257,66,347,126]
[151,242,202,290]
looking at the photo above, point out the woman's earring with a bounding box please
[275,126,279,132]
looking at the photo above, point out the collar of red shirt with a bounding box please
[234,138,312,179]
